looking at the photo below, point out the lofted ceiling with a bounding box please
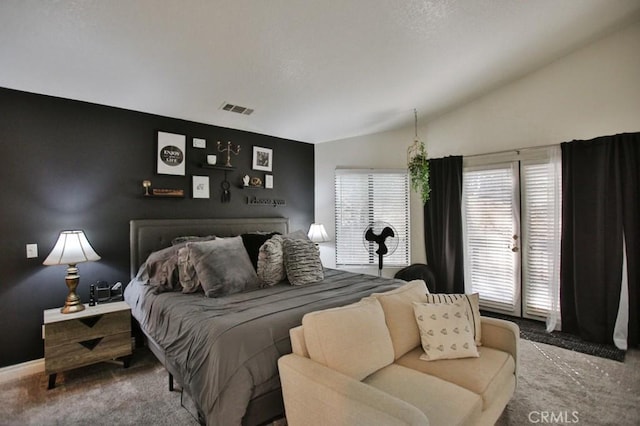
[1,1,639,143]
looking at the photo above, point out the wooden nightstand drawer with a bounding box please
[44,310,130,345]
[45,331,131,373]
[43,301,133,387]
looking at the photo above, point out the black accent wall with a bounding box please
[0,87,315,368]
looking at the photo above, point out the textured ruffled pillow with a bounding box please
[282,237,323,286]
[413,301,479,361]
[177,246,200,293]
[171,235,215,246]
[140,245,182,293]
[241,232,279,270]
[425,293,482,345]
[257,235,286,287]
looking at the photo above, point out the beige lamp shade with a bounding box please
[307,223,330,243]
[43,230,101,314]
[43,230,101,266]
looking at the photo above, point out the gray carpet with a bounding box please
[497,339,640,425]
[482,311,626,362]
[1,343,639,425]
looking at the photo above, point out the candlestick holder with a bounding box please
[217,141,240,167]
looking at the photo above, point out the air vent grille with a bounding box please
[220,102,254,115]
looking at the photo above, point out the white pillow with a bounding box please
[413,301,479,361]
[425,293,482,345]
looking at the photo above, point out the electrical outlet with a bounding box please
[26,243,38,258]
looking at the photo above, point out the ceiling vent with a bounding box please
[220,102,254,115]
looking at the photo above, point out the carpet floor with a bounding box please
[482,311,626,362]
[1,343,638,425]
[497,339,640,425]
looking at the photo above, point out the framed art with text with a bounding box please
[157,131,186,176]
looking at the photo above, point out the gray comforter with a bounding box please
[124,268,404,425]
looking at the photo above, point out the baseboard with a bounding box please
[0,358,45,384]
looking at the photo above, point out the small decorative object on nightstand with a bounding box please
[43,230,101,314]
[43,301,132,389]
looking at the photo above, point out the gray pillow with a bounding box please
[171,235,215,246]
[282,237,324,286]
[186,236,260,297]
[141,245,182,293]
[257,235,286,286]
[177,246,201,293]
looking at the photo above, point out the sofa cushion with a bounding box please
[413,302,479,361]
[364,364,482,426]
[302,297,394,381]
[371,280,429,359]
[425,293,482,345]
[396,346,516,410]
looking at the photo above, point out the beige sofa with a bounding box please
[278,280,519,426]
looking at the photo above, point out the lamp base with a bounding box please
[61,269,86,314]
[61,302,85,314]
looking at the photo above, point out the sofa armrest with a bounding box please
[480,316,520,377]
[278,354,429,426]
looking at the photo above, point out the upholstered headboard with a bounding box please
[129,217,290,278]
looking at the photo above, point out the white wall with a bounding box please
[315,126,426,277]
[315,18,640,276]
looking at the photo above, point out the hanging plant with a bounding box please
[408,140,430,203]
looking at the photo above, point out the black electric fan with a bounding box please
[363,221,399,276]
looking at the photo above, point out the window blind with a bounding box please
[521,161,562,318]
[462,164,519,312]
[335,169,410,267]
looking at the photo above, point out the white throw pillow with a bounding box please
[425,293,482,345]
[413,301,479,361]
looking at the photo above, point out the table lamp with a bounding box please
[307,223,330,246]
[43,230,101,314]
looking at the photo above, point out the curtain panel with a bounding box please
[560,133,639,346]
[424,156,465,294]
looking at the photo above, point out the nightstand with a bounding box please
[43,301,132,389]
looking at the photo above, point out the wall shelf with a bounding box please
[200,164,235,171]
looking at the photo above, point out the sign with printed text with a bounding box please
[157,131,186,176]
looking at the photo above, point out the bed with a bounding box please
[124,217,405,425]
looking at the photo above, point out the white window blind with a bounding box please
[462,163,519,312]
[335,169,410,267]
[521,160,562,319]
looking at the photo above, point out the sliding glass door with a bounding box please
[463,162,521,314]
[462,148,561,323]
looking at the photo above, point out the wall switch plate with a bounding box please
[26,243,38,258]
[193,138,206,148]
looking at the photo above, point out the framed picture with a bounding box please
[252,146,273,172]
[157,131,186,176]
[192,175,210,199]
[265,174,273,189]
